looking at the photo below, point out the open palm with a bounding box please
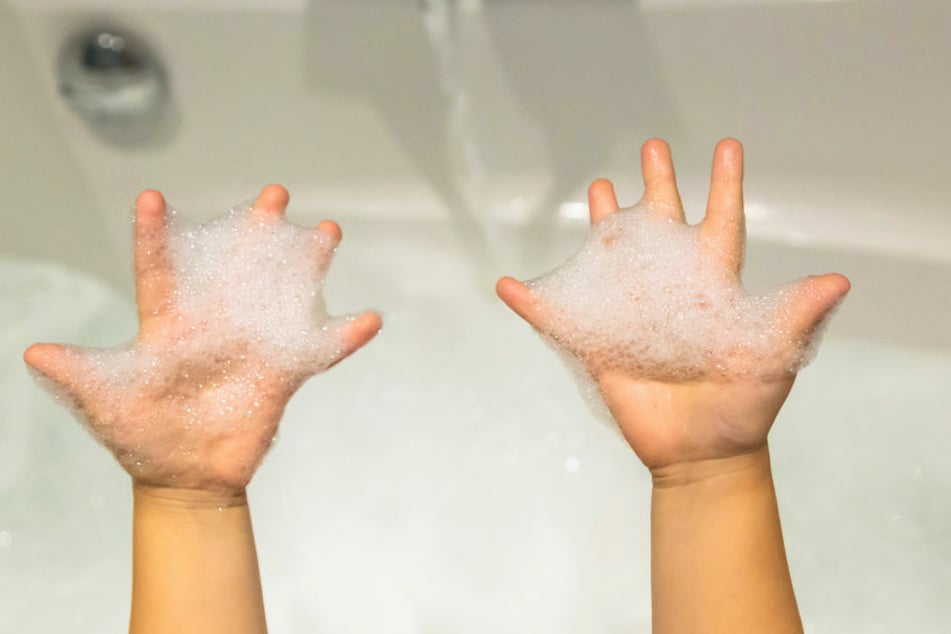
[24,185,381,492]
[497,139,849,472]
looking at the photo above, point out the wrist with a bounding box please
[132,482,249,511]
[650,444,772,490]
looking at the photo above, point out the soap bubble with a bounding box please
[28,198,364,487]
[526,203,826,384]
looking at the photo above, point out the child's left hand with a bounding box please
[24,185,381,494]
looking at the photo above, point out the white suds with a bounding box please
[526,203,826,382]
[30,200,363,486]
[164,200,352,373]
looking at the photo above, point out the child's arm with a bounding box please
[497,139,849,634]
[129,487,266,634]
[650,446,797,633]
[24,186,381,634]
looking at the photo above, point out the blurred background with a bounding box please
[1,1,949,632]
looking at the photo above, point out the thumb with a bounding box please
[781,273,851,337]
[496,276,546,329]
[23,343,95,411]
[339,311,383,357]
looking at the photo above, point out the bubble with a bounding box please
[162,201,352,373]
[526,203,828,384]
[29,199,364,487]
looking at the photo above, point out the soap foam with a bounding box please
[526,203,823,383]
[165,200,352,373]
[31,200,359,485]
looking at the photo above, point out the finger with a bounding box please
[134,189,175,321]
[701,138,746,273]
[299,311,382,376]
[251,184,290,220]
[640,138,685,222]
[588,178,619,224]
[316,219,342,242]
[339,311,383,357]
[23,343,92,407]
[496,276,544,328]
[781,273,851,336]
[313,219,342,274]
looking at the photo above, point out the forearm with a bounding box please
[650,445,802,634]
[130,484,267,634]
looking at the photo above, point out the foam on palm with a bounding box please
[526,203,822,382]
[164,201,350,370]
[31,200,357,485]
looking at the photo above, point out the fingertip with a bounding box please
[588,177,615,194]
[715,137,744,157]
[136,189,165,208]
[703,138,746,267]
[641,137,672,160]
[22,342,69,381]
[712,138,745,183]
[639,138,685,220]
[357,310,383,333]
[641,138,674,176]
[23,342,47,368]
[135,189,166,222]
[810,272,851,302]
[316,219,342,242]
[253,184,290,215]
[587,178,619,223]
[827,272,851,296]
[641,139,672,176]
[711,137,744,172]
[495,275,524,302]
[785,273,851,335]
[815,273,852,314]
[495,276,509,298]
[346,311,383,350]
[496,276,539,324]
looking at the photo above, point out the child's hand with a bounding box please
[24,185,381,494]
[497,139,849,480]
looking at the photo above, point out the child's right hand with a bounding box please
[497,139,850,482]
[24,185,381,495]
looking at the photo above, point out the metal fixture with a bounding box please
[58,26,172,146]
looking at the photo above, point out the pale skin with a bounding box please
[497,138,850,634]
[21,142,846,632]
[24,184,381,634]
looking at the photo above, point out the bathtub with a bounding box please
[1,1,949,632]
